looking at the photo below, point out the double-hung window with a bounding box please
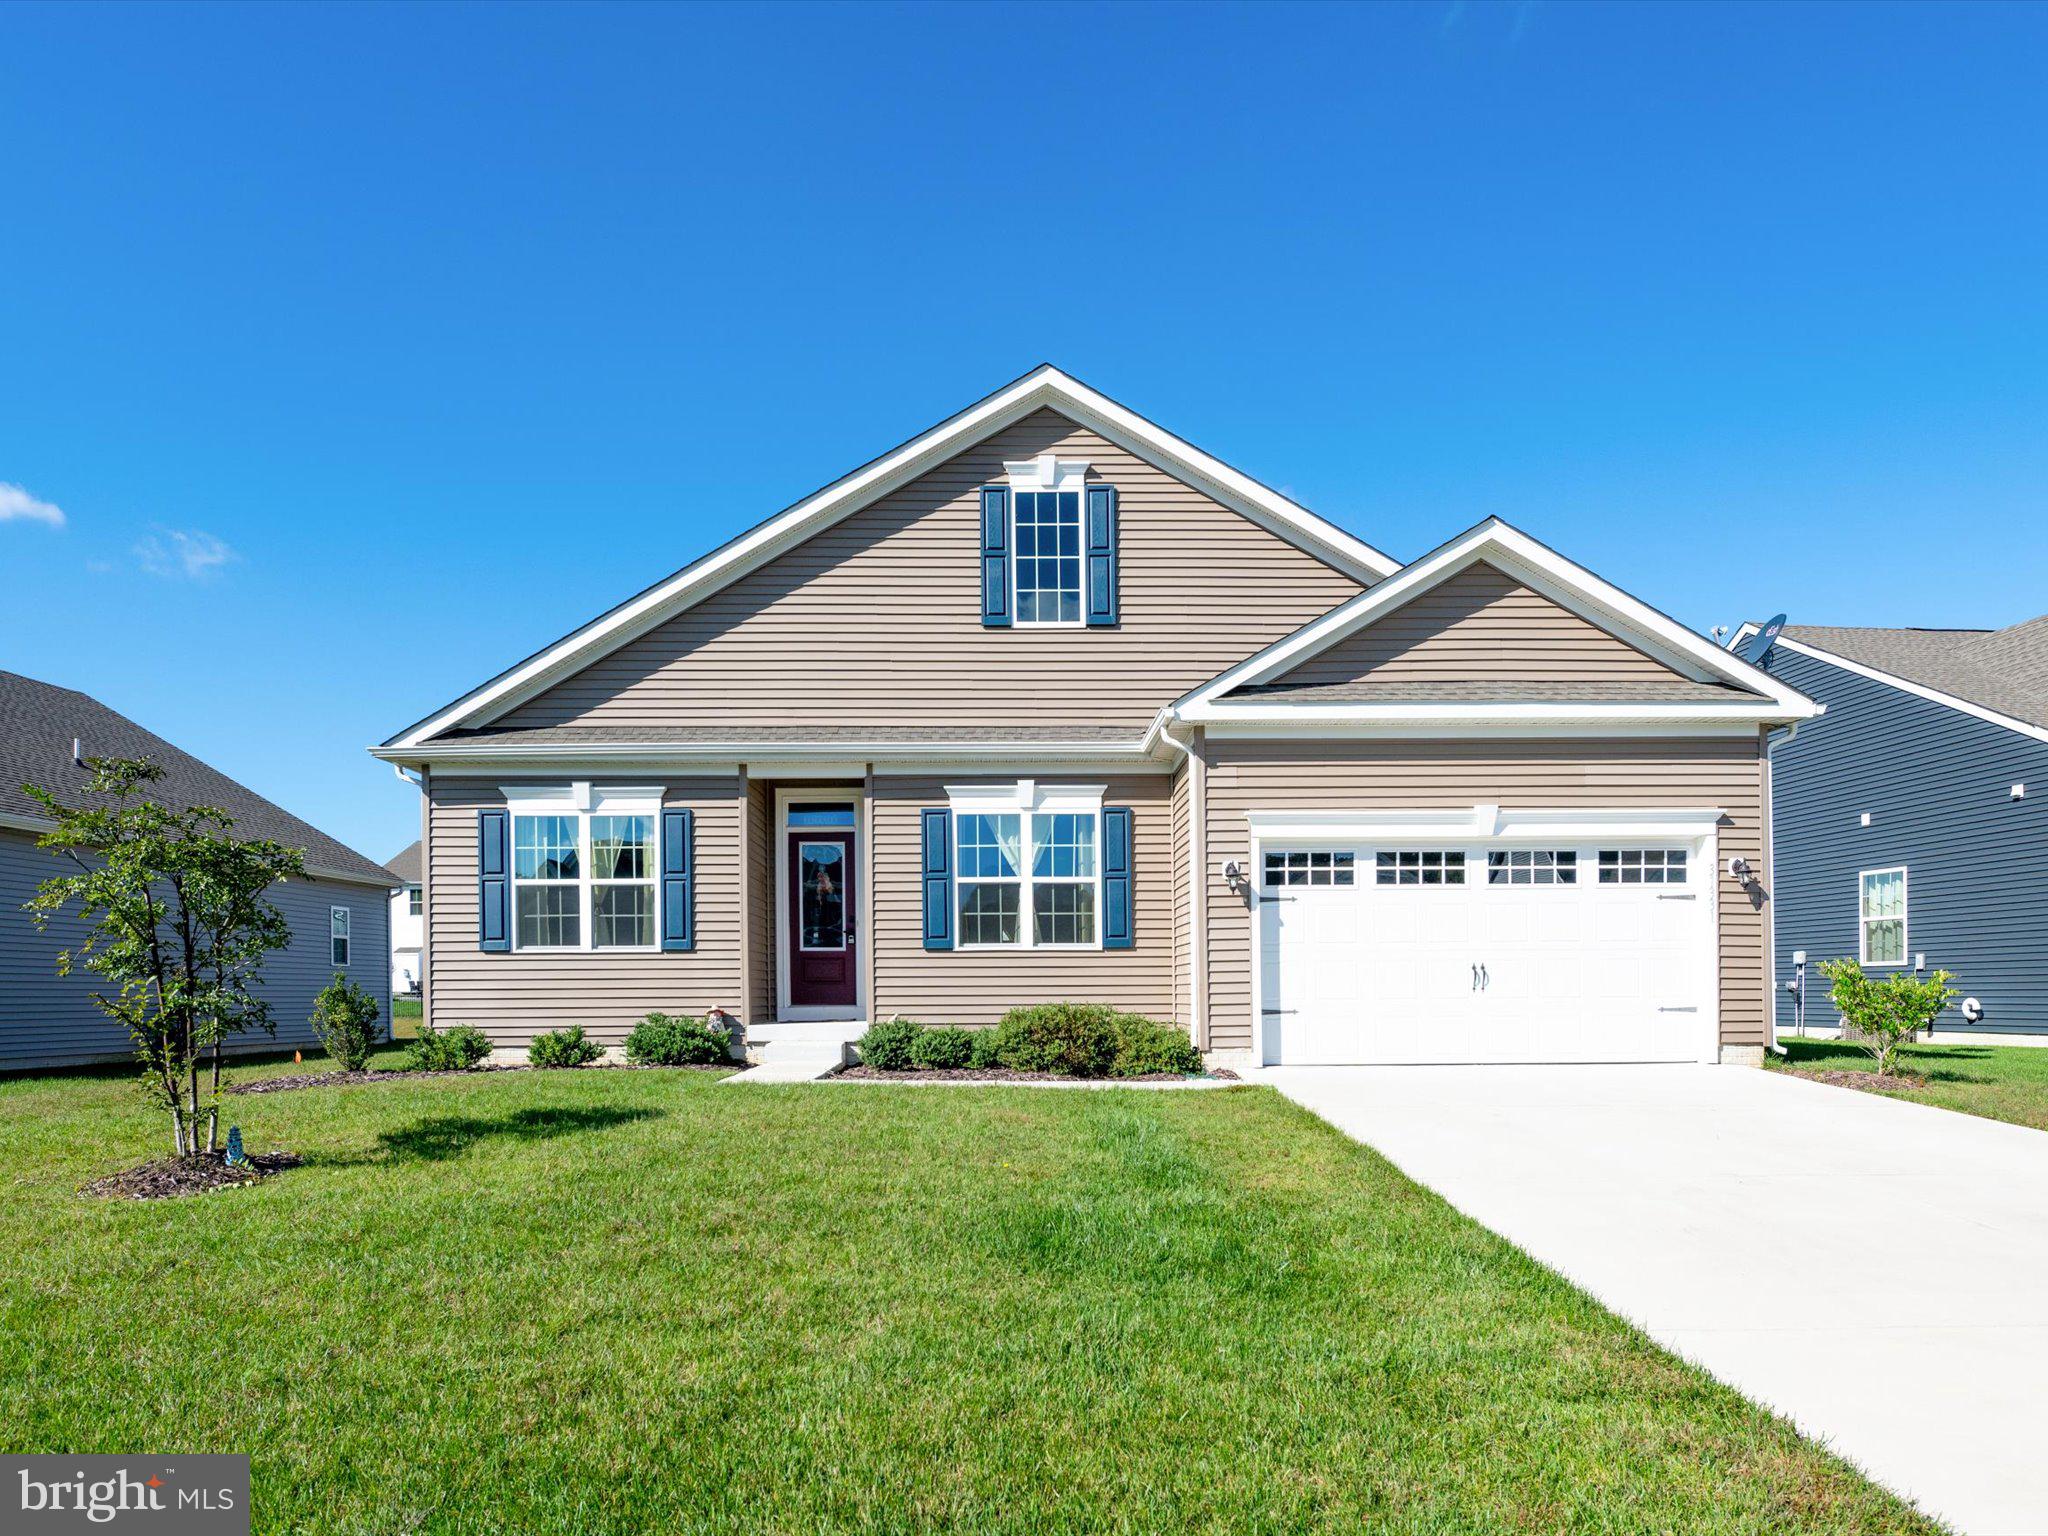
[330,906,350,966]
[1859,867,1907,965]
[507,788,660,951]
[950,784,1102,948]
[406,885,423,918]
[1005,455,1088,626]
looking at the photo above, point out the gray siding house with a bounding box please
[1737,619,2048,1037]
[1,670,398,1070]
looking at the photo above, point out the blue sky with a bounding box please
[2,1,2043,863]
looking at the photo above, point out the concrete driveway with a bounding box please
[1262,1063,2048,1536]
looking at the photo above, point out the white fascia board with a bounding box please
[1179,519,1818,717]
[1762,635,2048,747]
[372,739,1172,777]
[1244,804,1726,844]
[1182,701,1800,727]
[1198,719,1771,740]
[384,366,1399,750]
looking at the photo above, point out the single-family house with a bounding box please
[0,669,398,1070]
[373,367,1815,1068]
[1734,616,2048,1037]
[386,840,423,998]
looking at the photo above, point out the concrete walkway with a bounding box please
[1261,1063,2048,1536]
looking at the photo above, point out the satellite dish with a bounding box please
[1739,613,1786,664]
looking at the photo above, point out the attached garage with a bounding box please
[1250,807,1723,1065]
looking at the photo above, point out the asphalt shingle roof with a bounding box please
[384,840,422,884]
[1778,620,2048,732]
[0,670,395,886]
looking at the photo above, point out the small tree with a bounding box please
[24,757,305,1154]
[1817,958,1958,1077]
[310,972,382,1072]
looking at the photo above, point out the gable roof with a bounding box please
[1736,616,2048,741]
[385,840,422,883]
[0,670,396,887]
[381,365,1402,753]
[1179,518,1817,728]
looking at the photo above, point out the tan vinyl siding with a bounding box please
[496,409,1364,734]
[869,774,1175,1026]
[425,777,744,1045]
[1202,735,1769,1052]
[1269,561,1684,688]
[745,779,774,1026]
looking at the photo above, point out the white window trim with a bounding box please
[947,781,1106,950]
[1004,455,1091,629]
[1858,865,1909,968]
[330,905,350,967]
[502,783,662,954]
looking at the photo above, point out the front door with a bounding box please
[788,831,857,1010]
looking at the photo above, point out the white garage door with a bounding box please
[1257,842,1712,1065]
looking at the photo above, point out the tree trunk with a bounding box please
[206,1039,222,1153]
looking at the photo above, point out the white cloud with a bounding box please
[0,482,65,528]
[135,527,237,580]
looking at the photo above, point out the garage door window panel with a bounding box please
[1597,848,1687,885]
[1264,851,1355,888]
[1376,850,1466,886]
[1488,850,1576,886]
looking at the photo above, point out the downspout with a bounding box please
[392,762,430,1034]
[1761,721,1808,1059]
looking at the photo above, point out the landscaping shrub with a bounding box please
[407,1021,491,1072]
[625,1012,733,1066]
[968,1028,1002,1071]
[908,1026,975,1070]
[1110,1013,1203,1077]
[309,972,382,1072]
[1817,959,1959,1076]
[991,1003,1119,1077]
[528,1025,603,1068]
[858,1017,922,1071]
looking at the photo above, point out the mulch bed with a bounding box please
[83,1149,304,1201]
[835,1065,1239,1084]
[229,1062,734,1095]
[1782,1067,1928,1096]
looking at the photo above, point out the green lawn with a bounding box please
[390,997,422,1039]
[1770,1036,2048,1132]
[0,1055,1938,1535]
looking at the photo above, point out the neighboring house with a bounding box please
[1734,617,2048,1038]
[386,840,423,997]
[372,366,1814,1068]
[0,670,398,1071]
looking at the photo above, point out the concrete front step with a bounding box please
[724,1019,866,1084]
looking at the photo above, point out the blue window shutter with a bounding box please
[1102,805,1133,949]
[477,809,510,952]
[1085,484,1119,627]
[979,487,1012,627]
[661,807,695,952]
[921,807,953,949]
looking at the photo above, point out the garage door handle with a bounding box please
[1261,1008,1295,1016]
[1471,964,1479,990]
[1658,1006,1698,1013]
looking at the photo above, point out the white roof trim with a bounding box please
[385,366,1400,750]
[1177,518,1818,723]
[1734,627,2048,747]
[1244,804,1726,842]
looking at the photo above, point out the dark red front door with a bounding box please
[788,831,856,1009]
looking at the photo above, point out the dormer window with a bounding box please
[980,456,1118,629]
